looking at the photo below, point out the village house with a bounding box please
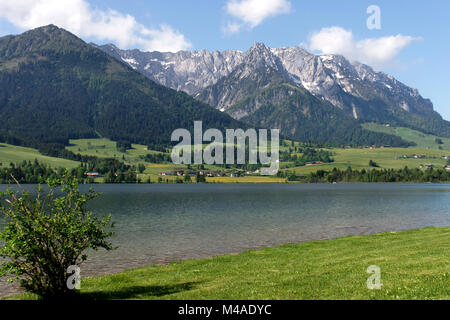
[306,161,325,166]
[445,165,450,171]
[113,172,128,177]
[85,172,99,177]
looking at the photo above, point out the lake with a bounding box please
[1,183,450,296]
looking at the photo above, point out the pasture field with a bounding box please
[205,176,286,183]
[0,143,79,169]
[2,138,449,180]
[362,123,450,151]
[288,147,450,175]
[66,138,162,164]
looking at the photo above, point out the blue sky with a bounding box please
[0,0,449,120]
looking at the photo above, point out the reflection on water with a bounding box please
[1,183,450,297]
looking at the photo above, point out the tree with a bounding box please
[369,160,379,168]
[116,141,132,153]
[138,164,146,174]
[0,174,114,299]
[196,173,207,183]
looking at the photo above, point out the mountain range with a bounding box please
[0,25,242,153]
[0,25,448,154]
[96,41,450,143]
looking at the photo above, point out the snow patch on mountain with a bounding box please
[94,42,435,118]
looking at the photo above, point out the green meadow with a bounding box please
[205,176,286,183]
[1,137,450,181]
[66,138,276,183]
[363,123,450,151]
[0,143,79,169]
[7,227,450,300]
[66,138,450,178]
[66,138,162,164]
[290,147,450,175]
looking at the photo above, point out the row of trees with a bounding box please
[0,160,58,184]
[141,153,171,164]
[281,148,334,166]
[286,167,450,183]
[0,159,139,184]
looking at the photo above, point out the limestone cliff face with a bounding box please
[95,41,449,139]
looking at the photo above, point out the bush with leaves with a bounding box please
[0,173,114,299]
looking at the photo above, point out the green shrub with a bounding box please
[0,173,114,299]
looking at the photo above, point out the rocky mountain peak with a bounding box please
[248,42,271,54]
[243,42,284,74]
[94,41,441,123]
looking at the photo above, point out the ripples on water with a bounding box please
[1,183,450,297]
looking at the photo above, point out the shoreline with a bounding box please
[2,226,449,300]
[1,181,450,186]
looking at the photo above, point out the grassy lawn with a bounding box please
[66,139,237,178]
[68,138,450,179]
[2,138,450,181]
[288,147,450,175]
[133,174,285,184]
[66,138,162,164]
[6,227,449,300]
[205,176,286,183]
[0,143,79,169]
[363,123,450,151]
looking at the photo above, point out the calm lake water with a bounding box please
[1,183,450,296]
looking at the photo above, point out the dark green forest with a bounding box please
[282,166,450,183]
[0,25,242,155]
[0,159,137,184]
[0,25,449,165]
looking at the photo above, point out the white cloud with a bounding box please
[223,22,243,35]
[307,26,421,68]
[0,0,192,52]
[224,0,291,34]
